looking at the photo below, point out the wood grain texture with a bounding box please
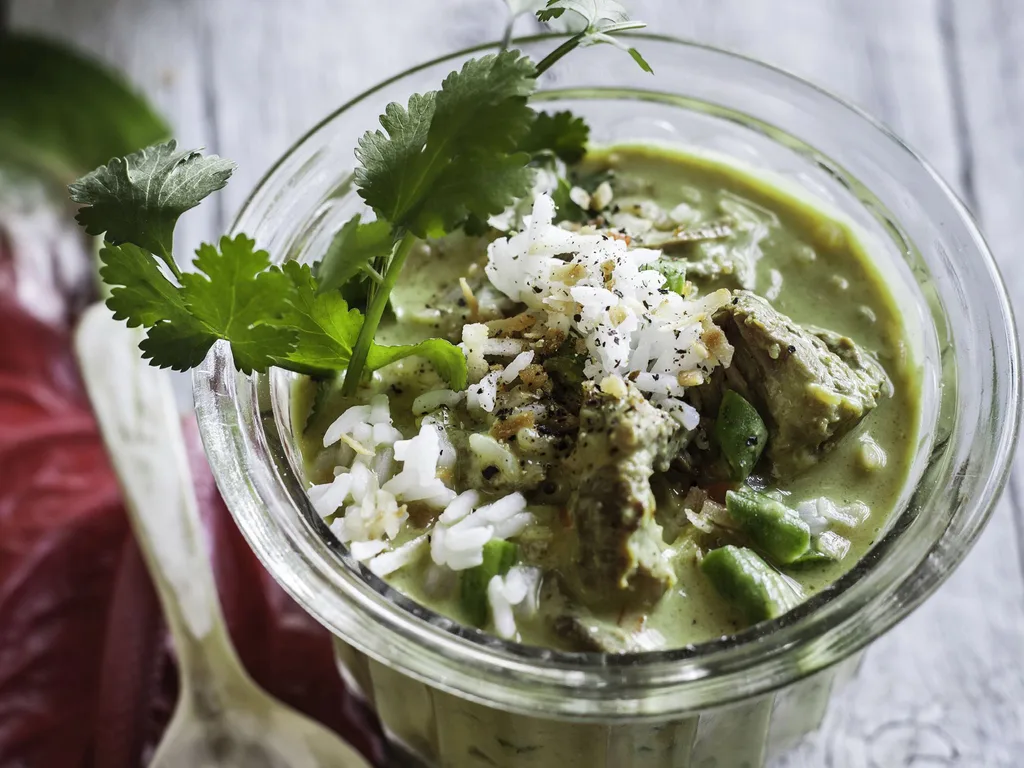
[9,0,1024,765]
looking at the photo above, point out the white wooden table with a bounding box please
[8,1,1023,765]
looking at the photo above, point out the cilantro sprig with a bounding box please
[68,2,648,393]
[74,143,466,385]
[535,0,652,74]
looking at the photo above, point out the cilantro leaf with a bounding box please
[68,140,235,264]
[520,110,590,164]
[178,235,297,373]
[627,46,654,74]
[537,0,629,24]
[280,262,467,388]
[355,50,537,238]
[138,312,219,372]
[277,261,364,373]
[99,241,189,328]
[315,213,393,295]
[99,241,218,371]
[367,338,468,391]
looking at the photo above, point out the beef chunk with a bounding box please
[716,291,889,478]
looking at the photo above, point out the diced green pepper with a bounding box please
[714,390,768,481]
[726,488,811,564]
[700,545,803,623]
[460,539,518,627]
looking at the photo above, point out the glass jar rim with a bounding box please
[193,33,1021,718]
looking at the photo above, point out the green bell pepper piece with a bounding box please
[714,390,768,481]
[726,488,811,564]
[460,538,518,627]
[701,545,803,623]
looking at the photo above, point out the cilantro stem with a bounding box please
[361,264,385,283]
[342,230,417,395]
[534,33,584,75]
[533,22,648,75]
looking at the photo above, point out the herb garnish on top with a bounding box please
[67,1,649,393]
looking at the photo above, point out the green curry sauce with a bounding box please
[296,144,919,650]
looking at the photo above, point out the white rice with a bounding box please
[814,530,851,561]
[438,489,480,525]
[500,350,535,383]
[503,565,542,617]
[591,181,614,211]
[368,534,429,577]
[796,497,871,535]
[484,194,734,403]
[668,202,699,226]
[312,398,458,550]
[349,539,389,562]
[485,565,544,639]
[569,186,591,210]
[482,337,530,356]
[652,395,701,431]
[467,370,501,414]
[308,473,353,519]
[431,491,531,571]
[488,575,517,639]
[460,323,491,382]
[323,404,371,448]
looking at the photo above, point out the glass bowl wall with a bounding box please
[193,34,1019,766]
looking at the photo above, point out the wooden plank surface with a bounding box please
[9,1,1024,765]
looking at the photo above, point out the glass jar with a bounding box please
[193,35,1020,767]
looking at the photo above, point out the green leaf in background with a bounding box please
[0,34,170,177]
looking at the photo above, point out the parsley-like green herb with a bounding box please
[178,236,297,372]
[70,140,235,277]
[69,2,648,395]
[98,233,468,385]
[355,50,536,238]
[278,262,466,387]
[101,235,293,372]
[344,49,540,394]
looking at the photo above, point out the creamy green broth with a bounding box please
[295,144,919,649]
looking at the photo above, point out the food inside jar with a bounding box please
[296,143,919,652]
